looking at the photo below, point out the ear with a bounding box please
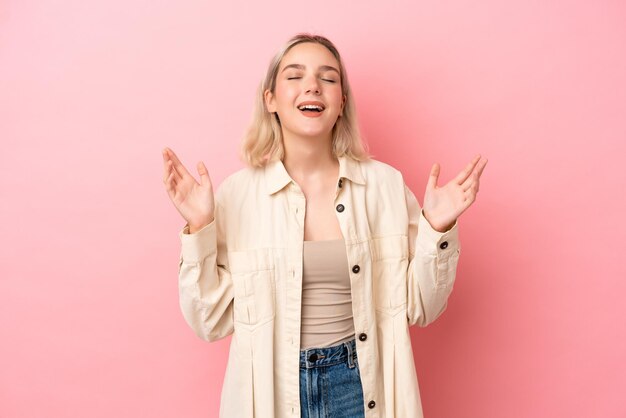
[340,94,346,115]
[264,89,276,113]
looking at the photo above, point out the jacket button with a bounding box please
[359,333,367,341]
[352,265,360,273]
[338,179,343,188]
[439,241,448,249]
[308,353,318,362]
[368,400,376,409]
[336,204,345,212]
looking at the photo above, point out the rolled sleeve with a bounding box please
[404,182,462,327]
[177,202,234,342]
[415,209,460,257]
[179,219,217,263]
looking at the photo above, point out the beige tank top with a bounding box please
[300,238,356,350]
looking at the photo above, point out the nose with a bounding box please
[305,76,321,94]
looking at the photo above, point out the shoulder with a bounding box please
[220,164,262,187]
[359,157,405,185]
[214,165,264,205]
[358,158,416,209]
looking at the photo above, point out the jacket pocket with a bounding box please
[370,235,409,315]
[228,249,276,327]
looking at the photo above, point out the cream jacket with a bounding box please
[177,155,461,418]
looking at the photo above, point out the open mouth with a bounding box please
[297,104,325,116]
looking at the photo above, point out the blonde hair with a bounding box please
[239,33,373,168]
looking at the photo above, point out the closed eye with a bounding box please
[287,77,336,83]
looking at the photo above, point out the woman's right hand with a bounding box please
[162,147,215,233]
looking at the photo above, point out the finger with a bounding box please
[477,158,488,178]
[168,169,177,186]
[461,171,479,192]
[471,176,479,194]
[197,161,212,188]
[426,163,439,190]
[166,154,185,183]
[426,163,440,190]
[454,154,481,185]
[164,169,177,195]
[165,147,192,180]
[163,149,182,181]
[467,160,487,191]
[163,158,172,184]
[163,160,182,184]
[169,160,183,183]
[162,149,171,180]
[463,179,479,197]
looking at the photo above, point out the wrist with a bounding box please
[422,210,454,233]
[188,216,214,234]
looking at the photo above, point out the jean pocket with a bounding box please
[352,353,361,377]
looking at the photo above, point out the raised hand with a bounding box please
[422,154,488,232]
[162,147,215,233]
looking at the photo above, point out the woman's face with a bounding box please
[265,42,346,142]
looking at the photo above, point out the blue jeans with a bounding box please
[299,338,365,418]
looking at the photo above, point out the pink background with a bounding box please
[2,1,625,417]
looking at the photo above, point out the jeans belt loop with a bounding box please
[345,340,355,369]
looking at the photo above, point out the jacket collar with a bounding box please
[264,155,366,195]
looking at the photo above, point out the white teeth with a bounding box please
[298,104,323,111]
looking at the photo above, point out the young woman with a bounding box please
[162,33,487,418]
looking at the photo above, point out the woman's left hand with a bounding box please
[422,154,488,232]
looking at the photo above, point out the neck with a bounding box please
[281,131,337,183]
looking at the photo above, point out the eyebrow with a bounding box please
[280,63,340,75]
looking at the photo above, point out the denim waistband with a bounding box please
[299,338,357,369]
